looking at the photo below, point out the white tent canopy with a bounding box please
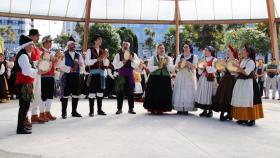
[0,0,280,23]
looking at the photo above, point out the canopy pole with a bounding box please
[83,0,92,52]
[175,0,180,57]
[266,0,279,63]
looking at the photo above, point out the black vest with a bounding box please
[118,49,134,68]
[14,49,34,73]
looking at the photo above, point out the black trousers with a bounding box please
[117,77,134,110]
[17,85,31,131]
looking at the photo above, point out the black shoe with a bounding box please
[72,112,82,117]
[89,113,94,117]
[17,129,32,134]
[206,111,213,118]
[263,97,269,99]
[224,113,232,121]
[116,110,123,115]
[199,110,207,117]
[128,110,136,114]
[177,111,184,115]
[237,120,247,125]
[246,120,255,126]
[98,111,107,115]
[220,115,226,121]
[272,97,275,100]
[24,127,32,131]
[62,115,67,119]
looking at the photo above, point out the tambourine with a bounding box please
[215,59,226,71]
[38,60,51,72]
[124,50,131,61]
[42,52,51,61]
[226,59,239,72]
[180,60,187,69]
[197,60,207,69]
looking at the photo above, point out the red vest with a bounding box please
[205,57,215,79]
[31,47,41,61]
[15,52,35,85]
[40,48,55,77]
[16,72,34,84]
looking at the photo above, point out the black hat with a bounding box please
[29,29,41,36]
[93,34,102,41]
[18,35,33,51]
[19,35,33,46]
[68,36,76,42]
[67,36,76,46]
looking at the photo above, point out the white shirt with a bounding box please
[148,55,174,73]
[58,51,84,73]
[0,63,5,75]
[18,53,37,78]
[113,52,140,70]
[85,48,109,67]
[175,53,198,67]
[240,58,255,76]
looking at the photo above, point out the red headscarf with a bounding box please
[228,45,239,60]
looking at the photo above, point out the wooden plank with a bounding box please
[82,0,92,52]
[175,0,180,56]
[266,0,279,63]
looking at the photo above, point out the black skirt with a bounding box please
[143,75,172,112]
[212,72,236,112]
[41,76,55,101]
[253,78,262,105]
[0,75,8,99]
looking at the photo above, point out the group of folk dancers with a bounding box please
[15,29,264,134]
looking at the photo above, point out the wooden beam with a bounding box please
[266,0,279,63]
[175,0,180,56]
[0,12,84,22]
[181,19,269,25]
[90,19,174,24]
[82,0,92,52]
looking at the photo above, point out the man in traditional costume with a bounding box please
[113,42,140,115]
[28,29,46,125]
[58,37,84,119]
[264,58,278,99]
[39,35,57,121]
[15,35,41,134]
[85,35,108,116]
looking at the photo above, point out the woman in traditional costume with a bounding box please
[212,45,239,121]
[143,44,174,114]
[195,46,218,118]
[172,43,198,114]
[231,45,264,126]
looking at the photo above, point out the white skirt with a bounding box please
[31,74,42,107]
[134,82,143,94]
[173,69,197,111]
[231,79,254,108]
[195,74,217,105]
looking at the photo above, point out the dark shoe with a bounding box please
[72,112,82,117]
[224,113,232,121]
[246,120,255,126]
[177,111,184,115]
[263,97,269,99]
[98,111,107,115]
[116,110,123,115]
[206,110,213,118]
[272,97,275,100]
[24,127,32,131]
[220,114,226,121]
[62,115,67,119]
[17,129,32,134]
[237,120,247,125]
[89,113,94,117]
[128,109,136,114]
[199,110,207,117]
